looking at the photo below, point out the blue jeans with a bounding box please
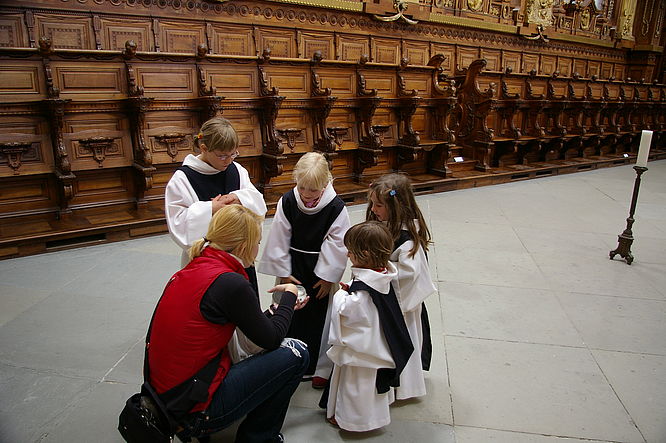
[180,338,308,443]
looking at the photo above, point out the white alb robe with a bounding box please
[165,154,267,266]
[391,234,437,400]
[326,265,398,432]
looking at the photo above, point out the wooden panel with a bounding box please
[160,20,206,53]
[210,24,254,56]
[256,28,295,58]
[101,17,152,51]
[503,77,523,96]
[316,68,355,97]
[613,64,625,80]
[573,59,587,77]
[337,34,369,62]
[0,118,53,176]
[135,64,195,97]
[0,176,54,216]
[601,62,613,80]
[372,37,400,64]
[64,115,132,170]
[431,44,455,74]
[403,40,430,66]
[275,110,311,154]
[588,60,601,77]
[588,83,603,99]
[373,108,397,143]
[480,49,501,71]
[502,51,521,72]
[0,61,44,100]
[224,110,263,157]
[37,14,92,49]
[53,63,125,98]
[206,65,257,97]
[0,15,25,47]
[327,108,357,150]
[299,31,334,60]
[522,53,539,74]
[457,46,479,71]
[362,70,395,96]
[266,66,309,96]
[540,55,557,75]
[558,57,572,76]
[70,169,133,207]
[144,112,199,165]
[401,72,430,96]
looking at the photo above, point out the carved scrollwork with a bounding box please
[155,133,188,162]
[0,142,32,174]
[373,0,418,25]
[276,128,303,151]
[357,72,377,97]
[79,136,117,167]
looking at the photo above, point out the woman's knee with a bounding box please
[280,338,309,374]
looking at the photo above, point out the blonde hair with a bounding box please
[196,117,239,153]
[189,205,263,265]
[292,152,332,190]
[366,173,431,258]
[344,221,393,269]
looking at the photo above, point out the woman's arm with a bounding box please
[200,273,296,350]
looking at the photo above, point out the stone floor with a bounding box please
[1,160,665,443]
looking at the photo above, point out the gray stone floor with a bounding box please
[1,160,665,443]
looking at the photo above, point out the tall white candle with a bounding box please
[636,130,652,168]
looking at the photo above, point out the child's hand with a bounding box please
[280,275,302,285]
[220,193,240,205]
[211,194,226,214]
[339,282,349,292]
[294,295,309,310]
[313,279,333,299]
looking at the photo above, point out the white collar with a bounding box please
[350,262,397,294]
[293,181,336,214]
[182,153,233,175]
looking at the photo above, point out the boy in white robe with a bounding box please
[165,117,267,268]
[324,221,413,432]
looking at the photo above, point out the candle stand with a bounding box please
[609,165,648,265]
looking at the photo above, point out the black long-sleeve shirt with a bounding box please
[199,273,296,350]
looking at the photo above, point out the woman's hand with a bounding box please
[268,283,298,298]
[279,275,302,285]
[313,279,333,299]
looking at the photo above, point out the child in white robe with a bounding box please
[258,152,350,382]
[325,221,413,431]
[165,117,267,268]
[367,173,437,400]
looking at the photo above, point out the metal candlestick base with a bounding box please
[609,165,648,265]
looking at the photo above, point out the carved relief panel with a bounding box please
[133,64,196,98]
[36,14,93,49]
[371,37,400,64]
[264,65,309,97]
[457,46,479,71]
[274,109,311,154]
[0,118,53,176]
[63,115,131,170]
[502,51,522,72]
[337,35,370,62]
[431,44,454,74]
[557,57,572,76]
[298,31,334,59]
[587,60,600,78]
[403,40,430,66]
[522,53,539,74]
[205,65,258,98]
[101,17,152,51]
[601,62,613,79]
[0,15,26,47]
[224,110,263,157]
[316,68,355,97]
[210,24,254,56]
[145,112,199,164]
[256,28,296,58]
[480,49,501,71]
[540,55,556,75]
[573,59,587,77]
[159,20,206,53]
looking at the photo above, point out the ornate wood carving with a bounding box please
[154,133,187,162]
[355,65,384,177]
[257,54,286,191]
[0,142,32,175]
[78,136,116,167]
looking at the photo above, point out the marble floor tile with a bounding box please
[454,425,615,443]
[0,283,50,327]
[446,336,644,442]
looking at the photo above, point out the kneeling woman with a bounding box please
[147,205,309,442]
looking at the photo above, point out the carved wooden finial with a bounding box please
[591,74,598,81]
[311,50,324,65]
[400,57,409,69]
[260,48,271,63]
[197,44,208,58]
[38,36,53,56]
[573,72,581,80]
[359,54,369,65]
[505,66,513,75]
[529,68,537,77]
[123,40,137,59]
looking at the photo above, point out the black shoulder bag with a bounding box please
[118,281,224,443]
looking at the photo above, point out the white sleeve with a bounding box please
[164,170,213,250]
[256,198,292,278]
[314,207,351,283]
[327,288,394,368]
[230,162,267,217]
[393,241,438,313]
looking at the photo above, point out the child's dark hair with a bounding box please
[366,173,431,258]
[344,221,393,269]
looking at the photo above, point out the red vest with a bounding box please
[148,247,248,412]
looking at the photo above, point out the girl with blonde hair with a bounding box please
[148,205,308,442]
[258,151,351,385]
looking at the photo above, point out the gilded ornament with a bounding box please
[580,8,591,30]
[525,0,554,28]
[467,0,483,12]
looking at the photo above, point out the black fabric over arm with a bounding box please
[200,273,297,350]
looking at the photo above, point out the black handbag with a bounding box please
[118,386,174,443]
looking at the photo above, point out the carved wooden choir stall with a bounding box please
[0,0,664,257]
